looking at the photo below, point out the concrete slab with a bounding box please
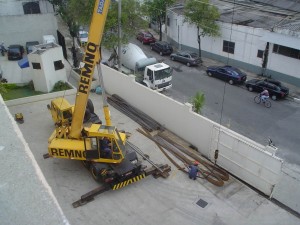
[5,92,300,225]
[0,97,69,225]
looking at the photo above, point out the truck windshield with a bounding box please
[154,68,173,80]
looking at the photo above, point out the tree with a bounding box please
[142,0,175,41]
[67,0,147,50]
[184,0,220,62]
[191,91,205,114]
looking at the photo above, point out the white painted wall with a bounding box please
[28,44,67,92]
[267,43,300,79]
[100,65,300,212]
[167,12,300,80]
[0,0,54,16]
[0,0,57,47]
[101,65,282,194]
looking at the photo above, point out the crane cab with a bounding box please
[47,97,73,126]
[48,124,125,163]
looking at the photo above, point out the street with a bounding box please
[130,39,300,166]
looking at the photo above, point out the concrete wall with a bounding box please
[167,12,300,87]
[100,64,299,213]
[0,0,57,47]
[0,0,54,16]
[28,44,67,92]
[0,97,69,225]
[0,14,58,47]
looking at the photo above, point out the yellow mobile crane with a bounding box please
[45,0,146,188]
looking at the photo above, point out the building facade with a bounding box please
[166,1,300,87]
[0,0,57,47]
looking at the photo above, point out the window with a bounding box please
[273,44,300,60]
[223,40,235,54]
[32,62,41,70]
[23,2,40,14]
[54,60,64,70]
[167,17,170,26]
[257,50,264,58]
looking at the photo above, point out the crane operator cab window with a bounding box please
[99,137,122,160]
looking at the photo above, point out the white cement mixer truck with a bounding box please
[115,43,172,91]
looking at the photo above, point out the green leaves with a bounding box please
[65,0,147,50]
[191,91,205,114]
[184,0,220,38]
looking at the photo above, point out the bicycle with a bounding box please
[254,94,271,108]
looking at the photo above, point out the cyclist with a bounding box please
[260,88,269,102]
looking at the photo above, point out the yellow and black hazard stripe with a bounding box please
[101,169,108,176]
[112,173,146,190]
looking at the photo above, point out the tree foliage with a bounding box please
[62,0,147,50]
[191,91,205,114]
[141,0,175,41]
[184,0,220,37]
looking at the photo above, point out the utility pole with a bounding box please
[118,0,122,71]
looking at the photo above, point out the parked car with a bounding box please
[7,45,24,60]
[26,41,39,54]
[170,51,200,67]
[78,30,88,46]
[206,65,247,85]
[136,31,156,44]
[150,41,173,55]
[245,78,289,100]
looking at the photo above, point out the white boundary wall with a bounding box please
[101,65,300,213]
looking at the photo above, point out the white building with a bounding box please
[166,0,300,87]
[28,43,67,92]
[0,0,57,47]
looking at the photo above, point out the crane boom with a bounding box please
[69,0,110,139]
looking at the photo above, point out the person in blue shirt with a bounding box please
[100,137,112,158]
[188,161,199,180]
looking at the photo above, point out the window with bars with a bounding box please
[257,50,264,58]
[273,44,300,60]
[23,2,40,14]
[223,40,235,54]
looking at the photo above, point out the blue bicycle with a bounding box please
[254,94,271,108]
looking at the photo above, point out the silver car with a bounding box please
[170,51,200,67]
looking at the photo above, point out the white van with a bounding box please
[43,35,56,44]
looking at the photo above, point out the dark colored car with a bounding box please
[206,65,247,85]
[150,41,173,55]
[170,51,200,67]
[7,45,24,60]
[245,79,289,100]
[26,41,39,54]
[136,31,156,44]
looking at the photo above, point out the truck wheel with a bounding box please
[171,56,175,61]
[248,86,253,92]
[271,95,277,101]
[228,79,234,85]
[187,62,191,67]
[90,165,101,182]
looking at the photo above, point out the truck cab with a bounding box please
[142,63,173,91]
[117,43,173,91]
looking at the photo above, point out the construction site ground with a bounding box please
[5,85,300,225]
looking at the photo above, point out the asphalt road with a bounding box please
[131,39,300,166]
